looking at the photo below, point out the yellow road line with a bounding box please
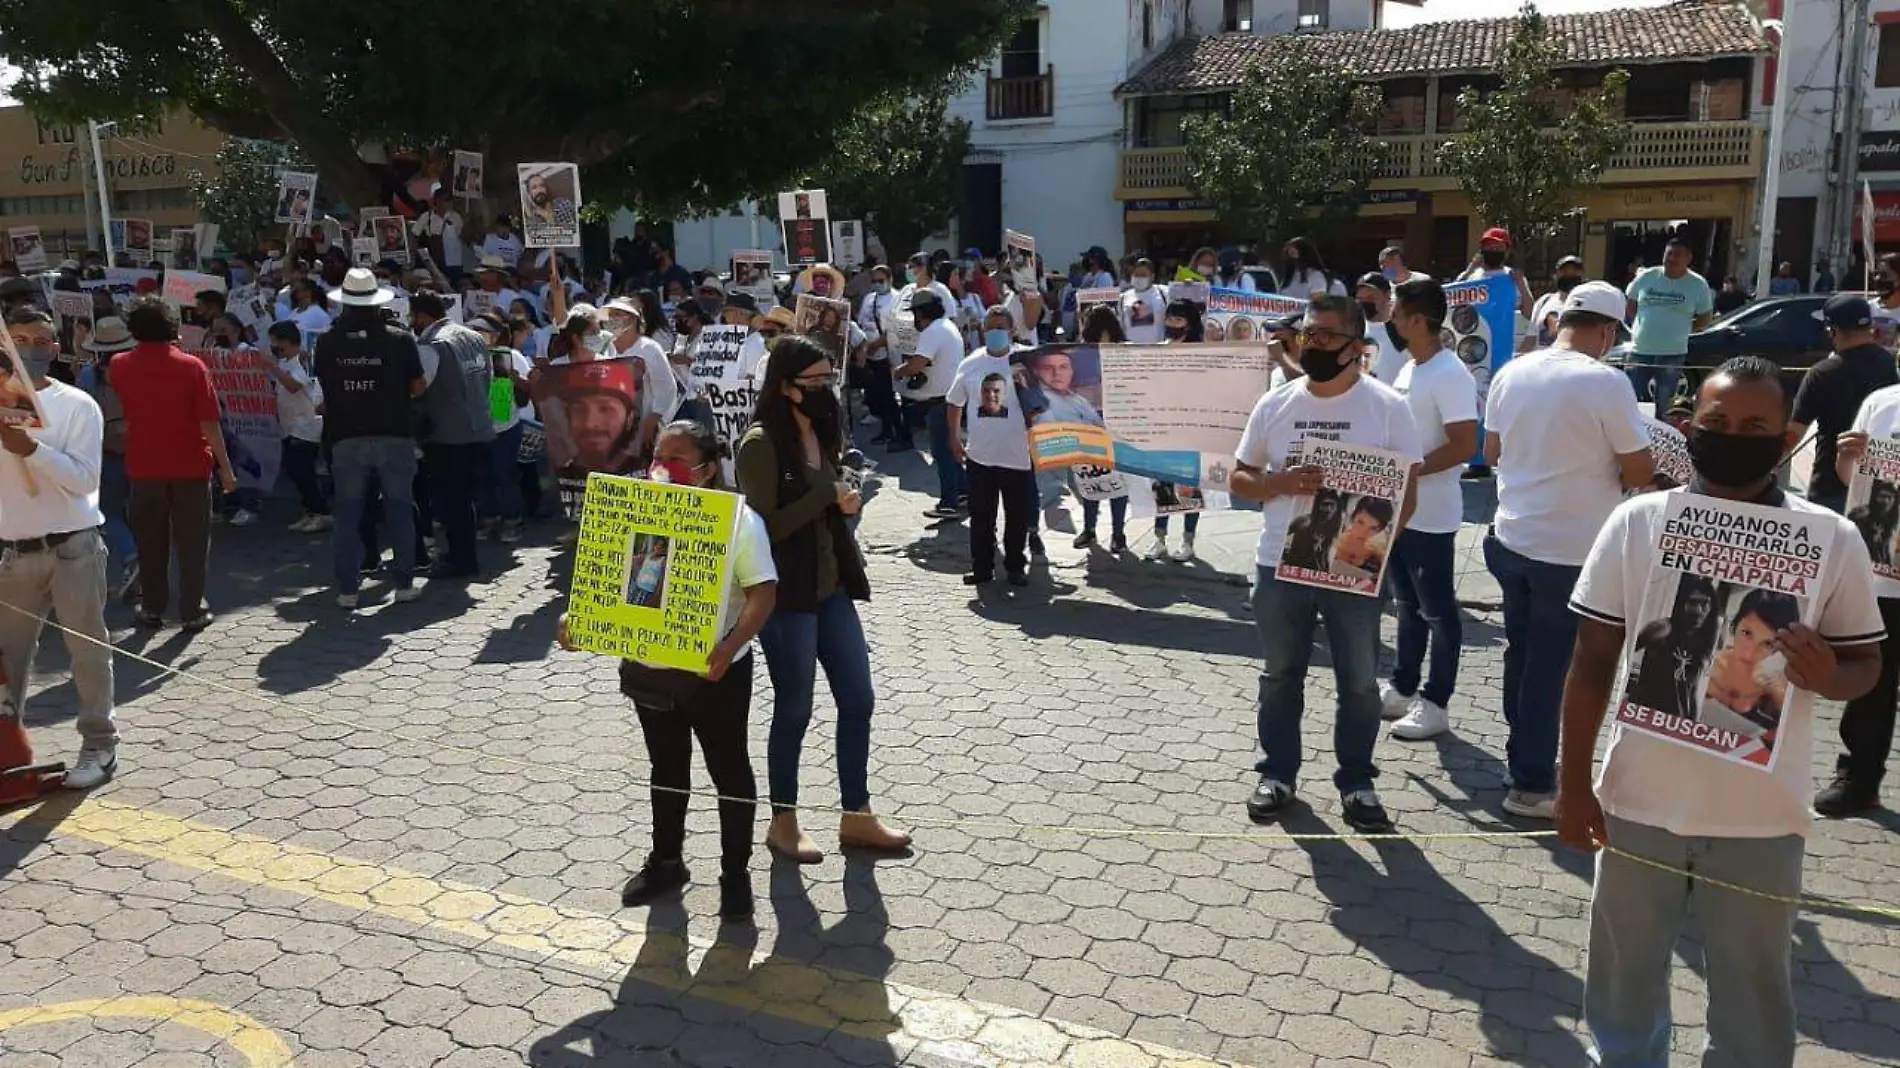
[0,997,298,1067]
[5,799,1238,1068]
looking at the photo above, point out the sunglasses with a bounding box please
[794,371,839,390]
[759,329,783,340]
[1297,328,1354,347]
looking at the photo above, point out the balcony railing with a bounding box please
[1119,120,1761,192]
[988,69,1054,121]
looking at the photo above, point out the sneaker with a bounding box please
[1390,698,1451,741]
[1073,531,1098,549]
[1110,533,1128,554]
[620,857,689,908]
[304,514,334,533]
[288,515,317,533]
[64,745,117,790]
[230,509,257,527]
[499,521,523,544]
[393,585,421,604]
[962,572,994,586]
[1245,778,1296,821]
[1378,682,1412,721]
[1814,772,1880,818]
[1172,533,1196,562]
[1147,536,1171,561]
[1028,534,1046,559]
[336,592,360,609]
[925,504,962,519]
[1341,789,1394,833]
[719,874,754,922]
[180,611,214,633]
[1502,789,1556,820]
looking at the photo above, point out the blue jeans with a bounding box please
[1626,352,1685,417]
[758,590,877,812]
[1154,512,1199,537]
[480,422,525,522]
[1081,495,1127,538]
[924,401,965,508]
[1484,535,1581,794]
[330,436,418,593]
[1251,569,1385,792]
[1585,817,1802,1068]
[98,453,136,569]
[1387,529,1462,707]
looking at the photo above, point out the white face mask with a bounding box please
[1132,276,1153,292]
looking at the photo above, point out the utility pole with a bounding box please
[88,120,116,262]
[1825,0,1873,280]
[1754,20,1794,298]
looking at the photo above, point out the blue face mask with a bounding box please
[984,329,1011,354]
[1381,267,1398,281]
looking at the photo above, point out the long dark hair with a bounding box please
[1164,298,1204,342]
[634,290,667,339]
[753,334,842,465]
[1080,305,1125,343]
[655,418,729,490]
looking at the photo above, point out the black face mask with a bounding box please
[1687,427,1785,489]
[1299,345,1352,382]
[1556,275,1583,293]
[796,386,837,422]
[1879,277,1896,296]
[1358,301,1380,323]
[1385,320,1406,350]
[1481,250,1507,269]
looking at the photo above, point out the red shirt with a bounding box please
[110,341,220,480]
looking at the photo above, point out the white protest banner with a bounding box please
[82,268,159,312]
[51,291,93,328]
[465,290,498,323]
[692,325,756,471]
[188,345,283,494]
[169,228,200,270]
[729,250,776,304]
[1274,441,1412,598]
[452,150,484,202]
[194,222,220,258]
[372,216,410,266]
[831,220,865,269]
[1004,229,1037,292]
[778,189,831,267]
[518,162,581,248]
[1645,417,1692,491]
[161,269,225,309]
[51,292,94,357]
[1098,342,1273,487]
[1205,286,1305,344]
[351,237,377,267]
[274,171,317,224]
[8,226,48,273]
[1070,463,1128,502]
[1847,436,1900,581]
[1614,494,1832,771]
[357,206,391,224]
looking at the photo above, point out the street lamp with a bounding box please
[1753,19,1792,298]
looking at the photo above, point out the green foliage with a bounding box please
[802,89,974,264]
[187,138,308,253]
[1183,51,1383,244]
[1437,2,1631,241]
[0,0,1030,218]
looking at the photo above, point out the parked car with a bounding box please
[1606,294,1834,404]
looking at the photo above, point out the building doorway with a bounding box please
[961,164,1002,259]
[1609,218,1733,289]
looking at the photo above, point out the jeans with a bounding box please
[923,400,965,507]
[282,437,327,515]
[1154,512,1200,537]
[758,590,877,812]
[1585,816,1802,1068]
[966,461,1033,578]
[1626,352,1686,417]
[1837,596,1900,787]
[129,478,212,619]
[1387,529,1462,708]
[1251,569,1385,792]
[425,441,487,573]
[1484,535,1581,794]
[1081,495,1128,538]
[632,655,756,877]
[331,436,418,593]
[97,453,135,567]
[0,529,116,746]
[480,422,526,523]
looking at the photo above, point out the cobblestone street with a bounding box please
[1,451,1896,1068]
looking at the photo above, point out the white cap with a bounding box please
[1559,280,1625,323]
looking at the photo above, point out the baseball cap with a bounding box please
[1555,255,1584,270]
[1558,280,1626,324]
[1822,292,1875,329]
[1480,227,1513,249]
[1354,271,1390,294]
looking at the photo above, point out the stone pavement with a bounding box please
[0,440,1896,1068]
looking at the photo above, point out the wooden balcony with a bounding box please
[1116,120,1763,197]
[988,69,1054,121]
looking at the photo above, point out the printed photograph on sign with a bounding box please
[124,218,153,256]
[274,172,317,224]
[169,228,199,270]
[452,150,484,201]
[795,294,850,365]
[622,531,672,609]
[1846,436,1900,577]
[107,219,127,252]
[1004,229,1037,292]
[518,163,582,248]
[528,358,643,515]
[796,264,846,300]
[1075,287,1120,329]
[8,227,48,273]
[1644,416,1693,490]
[777,189,831,267]
[830,220,865,269]
[372,216,410,265]
[1274,441,1411,597]
[1613,494,1833,770]
[1018,346,1103,425]
[351,237,377,268]
[50,292,94,357]
[0,329,50,429]
[730,250,776,304]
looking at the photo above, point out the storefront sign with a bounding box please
[1862,130,1900,174]
[1125,198,1211,213]
[1855,190,1900,243]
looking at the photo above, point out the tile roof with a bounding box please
[1115,0,1769,96]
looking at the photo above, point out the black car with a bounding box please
[1607,295,1835,401]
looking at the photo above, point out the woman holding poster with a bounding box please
[736,336,910,864]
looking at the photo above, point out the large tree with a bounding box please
[1437,2,1630,244]
[801,90,974,265]
[1183,51,1383,244]
[0,0,1028,218]
[188,138,310,253]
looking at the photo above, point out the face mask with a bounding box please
[1299,345,1352,383]
[1879,278,1896,296]
[661,301,677,317]
[906,269,920,285]
[16,345,55,380]
[1164,326,1188,341]
[1557,275,1583,293]
[873,282,890,295]
[1132,276,1153,292]
[1382,267,1398,281]
[796,385,837,421]
[1196,264,1215,279]
[1357,301,1379,323]
[1481,249,1507,269]
[984,329,1011,354]
[1687,427,1785,489]
[648,458,703,486]
[230,268,252,286]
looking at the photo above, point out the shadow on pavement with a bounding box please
[0,789,83,884]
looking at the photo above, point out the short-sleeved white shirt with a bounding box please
[1487,347,1651,566]
[899,317,964,402]
[946,350,1032,471]
[717,505,778,660]
[1393,350,1480,534]
[1570,490,1884,837]
[1235,374,1422,568]
[1849,383,1900,600]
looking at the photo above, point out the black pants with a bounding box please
[863,358,900,437]
[425,442,486,572]
[1839,596,1900,786]
[966,460,1033,579]
[631,655,757,875]
[282,438,327,515]
[129,478,211,618]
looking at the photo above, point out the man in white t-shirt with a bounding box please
[1120,257,1168,344]
[1379,245,1429,286]
[480,217,524,271]
[1383,278,1479,741]
[894,292,966,516]
[1483,281,1656,819]
[1354,271,1406,384]
[1558,357,1882,1067]
[1231,296,1422,833]
[1527,256,1586,351]
[412,190,467,279]
[948,310,1035,586]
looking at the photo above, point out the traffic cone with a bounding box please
[0,655,63,804]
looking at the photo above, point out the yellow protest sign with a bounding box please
[567,473,741,672]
